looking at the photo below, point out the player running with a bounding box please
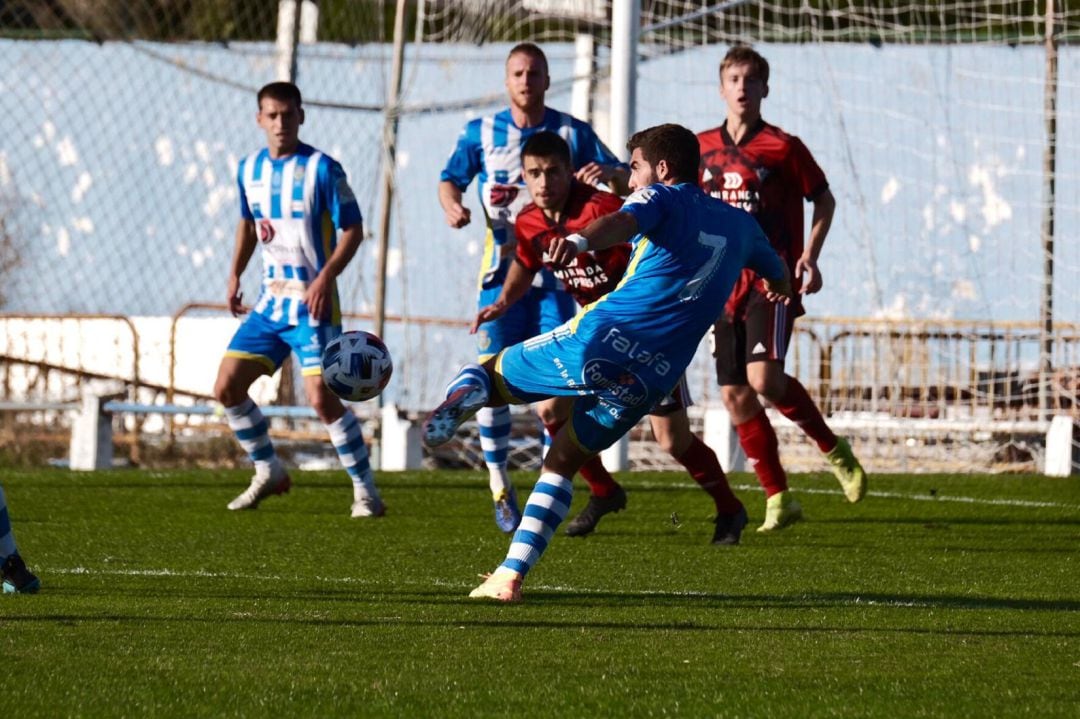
[698,46,867,532]
[438,42,628,533]
[425,124,792,601]
[214,82,384,518]
[473,131,749,545]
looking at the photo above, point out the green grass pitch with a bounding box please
[2,467,1079,717]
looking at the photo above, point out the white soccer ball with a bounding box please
[321,331,393,402]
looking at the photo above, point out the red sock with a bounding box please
[543,420,619,497]
[772,377,837,453]
[734,409,788,497]
[675,435,742,514]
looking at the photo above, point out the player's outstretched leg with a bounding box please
[0,485,39,595]
[423,363,491,448]
[326,409,385,518]
[224,398,291,510]
[771,376,867,502]
[469,471,574,602]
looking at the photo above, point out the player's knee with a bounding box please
[308,388,344,423]
[214,376,242,407]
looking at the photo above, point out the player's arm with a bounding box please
[305,221,363,322]
[471,260,536,334]
[795,188,836,295]
[226,219,257,317]
[547,211,638,267]
[574,163,630,196]
[747,225,793,305]
[438,180,472,229]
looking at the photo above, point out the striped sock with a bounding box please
[478,406,511,495]
[325,409,379,499]
[445,363,491,399]
[500,472,573,577]
[224,398,278,473]
[0,484,17,560]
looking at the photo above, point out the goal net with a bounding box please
[1,1,1077,473]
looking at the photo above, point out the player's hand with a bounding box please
[547,235,580,267]
[303,274,333,321]
[226,276,248,316]
[795,255,823,294]
[575,162,609,188]
[444,202,472,229]
[471,302,507,334]
[763,276,793,306]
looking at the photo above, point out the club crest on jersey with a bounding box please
[257,219,275,244]
[601,327,671,377]
[488,184,520,208]
[582,358,647,409]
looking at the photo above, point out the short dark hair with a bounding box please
[521,131,572,167]
[507,42,549,74]
[720,45,769,86]
[627,124,700,184]
[257,81,303,108]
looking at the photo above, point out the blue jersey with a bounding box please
[237,143,362,326]
[569,182,785,384]
[440,107,621,289]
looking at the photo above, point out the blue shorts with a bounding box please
[225,311,341,376]
[493,325,681,453]
[474,285,576,361]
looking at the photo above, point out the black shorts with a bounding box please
[712,292,795,386]
[649,374,692,416]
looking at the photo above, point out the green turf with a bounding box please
[2,467,1079,717]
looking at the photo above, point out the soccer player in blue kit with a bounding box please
[425,124,793,601]
[215,82,384,518]
[438,43,628,533]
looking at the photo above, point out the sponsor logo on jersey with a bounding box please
[258,219,276,244]
[582,358,647,409]
[722,172,743,189]
[488,184,519,208]
[601,327,672,377]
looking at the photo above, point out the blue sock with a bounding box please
[500,472,573,577]
[446,363,491,400]
[478,406,511,493]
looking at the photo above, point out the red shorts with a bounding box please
[712,291,795,386]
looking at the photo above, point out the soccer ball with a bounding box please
[321,331,393,402]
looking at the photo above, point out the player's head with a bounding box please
[521,131,573,213]
[626,124,700,190]
[505,43,550,113]
[256,82,304,157]
[719,45,769,121]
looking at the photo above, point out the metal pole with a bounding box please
[609,0,640,160]
[375,0,407,347]
[571,33,596,123]
[275,0,303,83]
[1038,0,1058,422]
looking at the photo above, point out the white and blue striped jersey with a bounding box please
[237,142,361,326]
[440,107,621,290]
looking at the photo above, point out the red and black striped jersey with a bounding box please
[698,120,828,318]
[514,181,630,307]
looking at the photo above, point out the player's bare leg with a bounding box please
[216,357,292,510]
